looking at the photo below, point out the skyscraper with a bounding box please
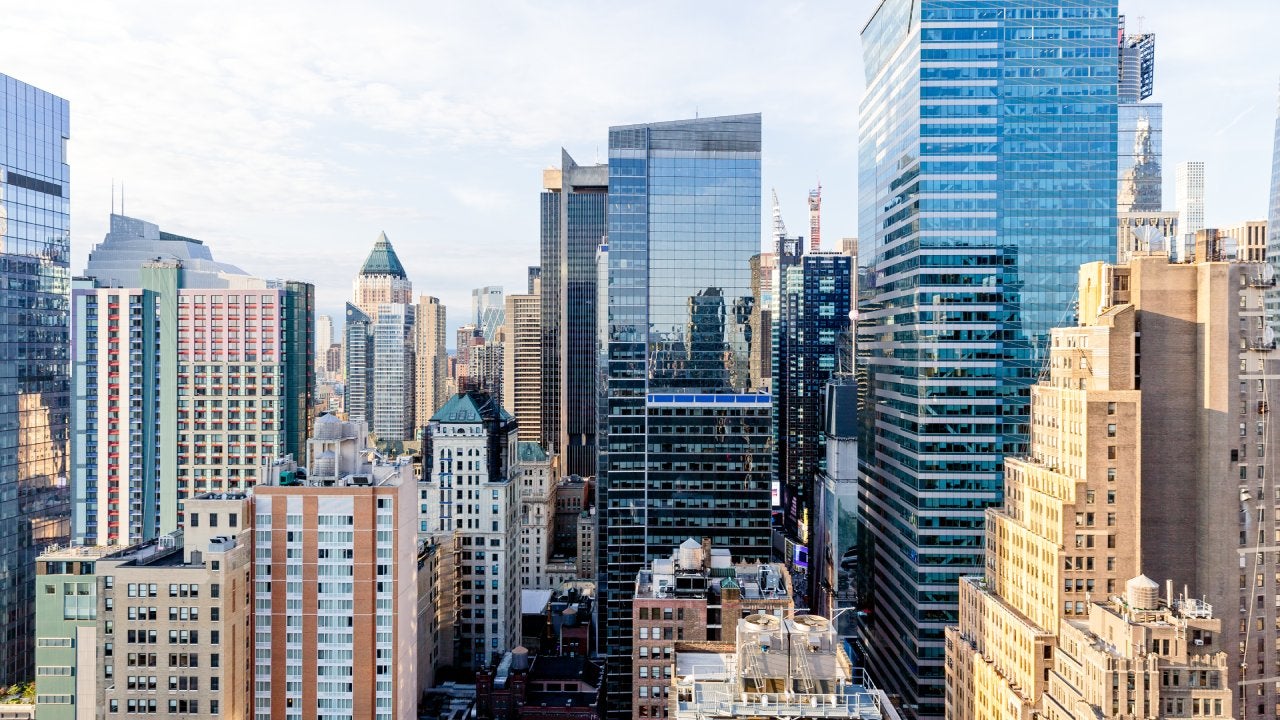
[346,233,412,440]
[504,290,542,442]
[352,231,412,320]
[856,3,1119,716]
[0,73,70,686]
[472,285,505,343]
[540,152,608,477]
[72,214,314,546]
[773,250,852,597]
[413,295,448,434]
[1176,161,1206,261]
[600,113,771,716]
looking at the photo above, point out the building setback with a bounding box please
[855,3,1119,714]
[0,73,71,687]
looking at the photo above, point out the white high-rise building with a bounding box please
[372,303,415,442]
[421,392,521,670]
[1175,161,1205,261]
[471,285,505,343]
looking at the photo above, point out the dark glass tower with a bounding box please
[856,2,1118,717]
[599,114,772,717]
[772,249,853,603]
[0,74,71,685]
[540,151,607,477]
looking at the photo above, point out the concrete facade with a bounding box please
[414,295,448,434]
[504,292,542,443]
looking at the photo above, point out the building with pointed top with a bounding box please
[353,231,412,321]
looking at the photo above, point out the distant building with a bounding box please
[352,231,412,320]
[371,302,415,441]
[540,152,607,477]
[1224,220,1268,263]
[343,302,374,428]
[1042,582,1232,720]
[576,508,597,582]
[669,614,900,720]
[467,340,505,407]
[504,291,542,442]
[1175,161,1206,262]
[347,233,413,440]
[253,413,421,720]
[476,651,601,720]
[422,392,522,670]
[473,286,506,344]
[414,295,448,434]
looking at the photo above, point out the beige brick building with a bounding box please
[1043,578,1232,720]
[96,493,253,718]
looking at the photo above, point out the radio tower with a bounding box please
[808,183,822,252]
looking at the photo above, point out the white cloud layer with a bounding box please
[1,0,1276,339]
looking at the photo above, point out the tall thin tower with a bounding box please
[808,183,822,252]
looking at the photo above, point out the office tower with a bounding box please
[841,237,859,261]
[631,541,794,717]
[1176,161,1206,261]
[73,218,311,546]
[316,314,333,375]
[0,74,71,687]
[808,184,822,252]
[1117,16,1155,103]
[600,113,771,716]
[1117,103,1162,213]
[945,281,1143,719]
[343,303,373,427]
[1225,220,1268,263]
[540,152,608,477]
[527,265,541,294]
[97,494,252,718]
[856,4,1119,715]
[456,324,479,370]
[421,392,521,670]
[773,251,853,587]
[1042,586,1231,720]
[576,506,597,581]
[1268,83,1280,331]
[467,340,504,406]
[254,414,420,720]
[504,291,542,442]
[515,442,559,589]
[352,231,411,320]
[371,302,415,443]
[414,295,448,434]
[472,286,505,343]
[670,615,901,720]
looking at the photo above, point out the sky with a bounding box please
[3,1,1278,344]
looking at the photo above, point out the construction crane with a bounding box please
[772,188,788,248]
[808,183,822,252]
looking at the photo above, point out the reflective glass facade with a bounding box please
[773,253,853,558]
[600,114,771,717]
[0,74,71,685]
[540,152,608,477]
[1118,103,1162,213]
[855,3,1118,716]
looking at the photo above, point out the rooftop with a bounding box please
[358,231,408,278]
[431,390,514,425]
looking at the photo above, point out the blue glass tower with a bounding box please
[0,74,71,685]
[773,249,853,604]
[599,114,772,717]
[856,2,1118,716]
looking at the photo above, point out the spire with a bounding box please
[359,231,408,278]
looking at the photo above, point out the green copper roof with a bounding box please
[517,442,549,463]
[359,231,407,278]
[431,391,514,424]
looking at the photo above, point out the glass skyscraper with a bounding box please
[540,151,608,478]
[599,114,772,717]
[0,74,71,685]
[856,3,1118,716]
[773,249,853,604]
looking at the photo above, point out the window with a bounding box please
[189,513,199,527]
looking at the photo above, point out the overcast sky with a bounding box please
[4,1,1277,342]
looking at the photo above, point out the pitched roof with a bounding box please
[517,441,549,463]
[430,391,514,424]
[359,231,407,278]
